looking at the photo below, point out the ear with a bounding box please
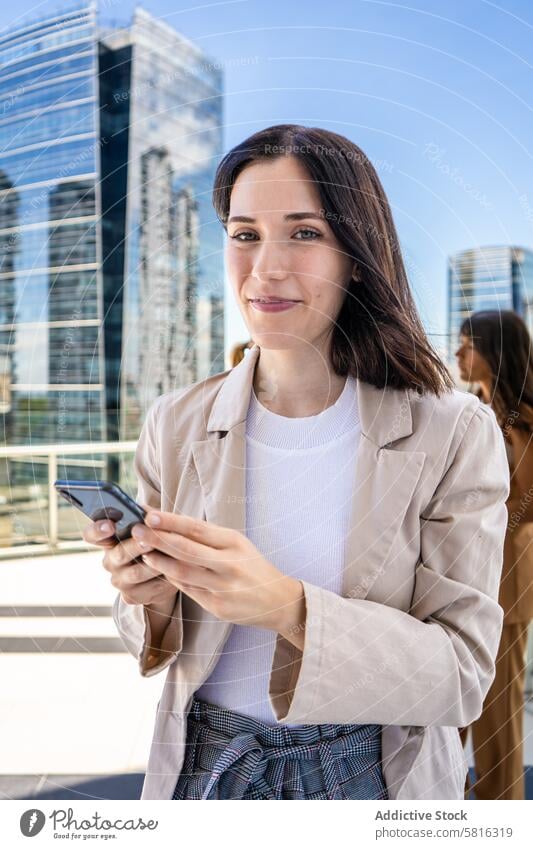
[352,262,362,282]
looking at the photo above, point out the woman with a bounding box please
[84,124,510,800]
[456,310,533,799]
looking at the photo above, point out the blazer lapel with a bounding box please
[343,432,426,601]
[188,423,247,665]
[191,423,247,534]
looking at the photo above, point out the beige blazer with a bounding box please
[112,343,510,800]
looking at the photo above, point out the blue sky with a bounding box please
[2,0,532,359]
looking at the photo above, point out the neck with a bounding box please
[478,379,492,404]
[252,345,347,417]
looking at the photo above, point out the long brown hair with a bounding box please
[459,310,533,434]
[213,124,454,396]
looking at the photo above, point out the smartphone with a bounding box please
[54,479,146,541]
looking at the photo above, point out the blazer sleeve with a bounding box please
[267,401,511,727]
[111,395,184,678]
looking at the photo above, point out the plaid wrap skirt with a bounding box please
[172,696,388,800]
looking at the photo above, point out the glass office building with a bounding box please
[99,9,225,439]
[447,245,533,362]
[0,1,224,472]
[0,2,104,476]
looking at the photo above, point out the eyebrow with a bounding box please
[227,212,325,224]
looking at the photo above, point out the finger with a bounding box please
[120,575,174,605]
[102,538,154,571]
[171,583,213,608]
[143,509,236,549]
[83,519,116,545]
[116,559,167,587]
[141,550,223,591]
[131,521,220,568]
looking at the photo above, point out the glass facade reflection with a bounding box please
[105,9,225,438]
[447,245,533,361]
[0,2,104,488]
[0,1,225,489]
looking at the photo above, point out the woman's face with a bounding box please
[225,155,357,353]
[455,333,491,383]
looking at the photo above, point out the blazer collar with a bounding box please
[207,343,414,447]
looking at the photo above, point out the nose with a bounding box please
[251,238,289,281]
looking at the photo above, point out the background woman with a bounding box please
[229,339,254,367]
[456,309,533,799]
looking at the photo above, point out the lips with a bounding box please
[248,298,300,303]
[249,298,301,313]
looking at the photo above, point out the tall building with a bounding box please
[100,8,225,439]
[447,245,533,362]
[0,1,224,485]
[0,2,104,479]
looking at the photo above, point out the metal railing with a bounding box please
[1,439,532,701]
[0,441,137,559]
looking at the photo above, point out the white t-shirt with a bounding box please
[195,372,361,726]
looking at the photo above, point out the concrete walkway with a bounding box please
[1,549,531,800]
[0,550,162,781]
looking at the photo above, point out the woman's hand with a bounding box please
[131,509,306,638]
[82,515,178,607]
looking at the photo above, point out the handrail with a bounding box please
[0,441,137,456]
[0,441,138,557]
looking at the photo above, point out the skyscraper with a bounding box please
[0,1,224,484]
[447,245,533,363]
[0,1,104,476]
[100,7,225,440]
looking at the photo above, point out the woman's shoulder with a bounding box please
[505,401,533,454]
[408,384,484,437]
[405,384,506,475]
[514,400,533,429]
